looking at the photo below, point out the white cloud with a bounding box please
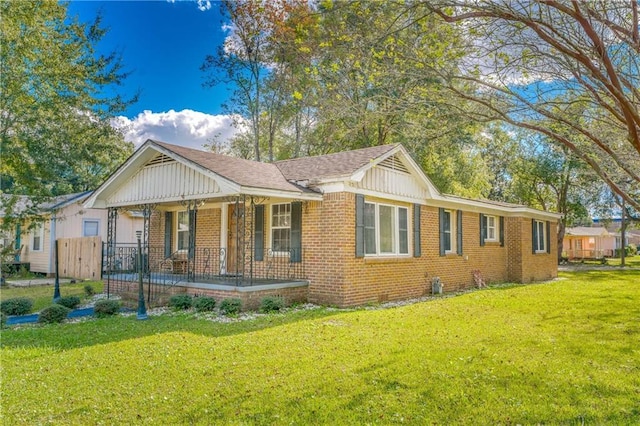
[113,109,240,150]
[165,0,211,11]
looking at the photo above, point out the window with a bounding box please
[31,223,43,252]
[363,201,409,256]
[83,219,100,237]
[443,210,453,252]
[271,203,291,252]
[440,209,463,256]
[177,211,190,251]
[485,215,497,241]
[533,219,547,253]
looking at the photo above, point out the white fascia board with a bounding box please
[239,187,323,201]
[428,195,561,220]
[314,182,428,205]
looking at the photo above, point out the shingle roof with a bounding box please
[275,144,399,181]
[565,226,610,237]
[152,141,313,193]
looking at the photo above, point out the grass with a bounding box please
[0,281,103,313]
[1,270,639,424]
[606,255,640,268]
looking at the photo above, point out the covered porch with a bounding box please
[85,140,321,304]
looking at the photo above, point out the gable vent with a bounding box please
[145,154,176,167]
[378,154,409,174]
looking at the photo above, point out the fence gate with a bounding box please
[58,236,102,280]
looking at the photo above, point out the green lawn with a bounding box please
[0,280,103,312]
[1,270,639,424]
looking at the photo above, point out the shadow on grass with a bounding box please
[0,306,347,351]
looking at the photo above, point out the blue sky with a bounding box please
[68,0,239,149]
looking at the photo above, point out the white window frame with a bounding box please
[485,215,497,242]
[443,209,456,254]
[82,219,100,237]
[176,210,190,252]
[31,223,44,252]
[364,201,410,257]
[271,203,291,254]
[534,220,546,253]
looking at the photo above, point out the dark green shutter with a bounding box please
[479,213,485,247]
[532,219,537,254]
[290,202,302,262]
[413,204,421,257]
[355,194,365,258]
[439,208,445,257]
[254,205,264,261]
[164,212,173,258]
[456,210,463,255]
[499,216,505,247]
[546,221,551,254]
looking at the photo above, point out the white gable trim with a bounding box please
[85,141,240,208]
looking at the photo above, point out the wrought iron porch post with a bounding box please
[106,207,118,299]
[187,200,199,282]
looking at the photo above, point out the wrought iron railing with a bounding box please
[102,243,306,299]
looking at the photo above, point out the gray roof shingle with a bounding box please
[275,144,399,182]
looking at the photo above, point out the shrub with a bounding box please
[626,244,637,256]
[168,294,193,310]
[0,297,33,316]
[0,312,6,328]
[260,296,285,313]
[38,305,70,324]
[94,299,121,318]
[219,298,242,315]
[193,296,216,312]
[84,285,96,297]
[56,296,81,310]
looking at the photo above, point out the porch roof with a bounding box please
[85,140,323,208]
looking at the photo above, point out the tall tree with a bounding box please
[0,1,134,226]
[419,0,640,210]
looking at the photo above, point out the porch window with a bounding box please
[83,219,100,237]
[363,201,409,256]
[177,211,190,251]
[31,223,43,252]
[272,203,291,252]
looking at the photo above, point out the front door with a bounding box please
[227,204,244,275]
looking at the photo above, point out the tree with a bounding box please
[418,0,640,210]
[0,1,134,227]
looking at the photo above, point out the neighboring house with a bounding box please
[562,226,616,259]
[592,218,640,248]
[85,140,559,308]
[1,192,142,275]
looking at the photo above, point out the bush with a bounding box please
[94,299,121,318]
[260,296,285,313]
[626,244,637,256]
[38,305,70,324]
[219,298,242,315]
[193,296,216,312]
[0,312,6,328]
[84,284,95,297]
[0,297,33,316]
[56,296,81,309]
[168,294,193,310]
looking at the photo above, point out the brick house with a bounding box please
[85,140,559,308]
